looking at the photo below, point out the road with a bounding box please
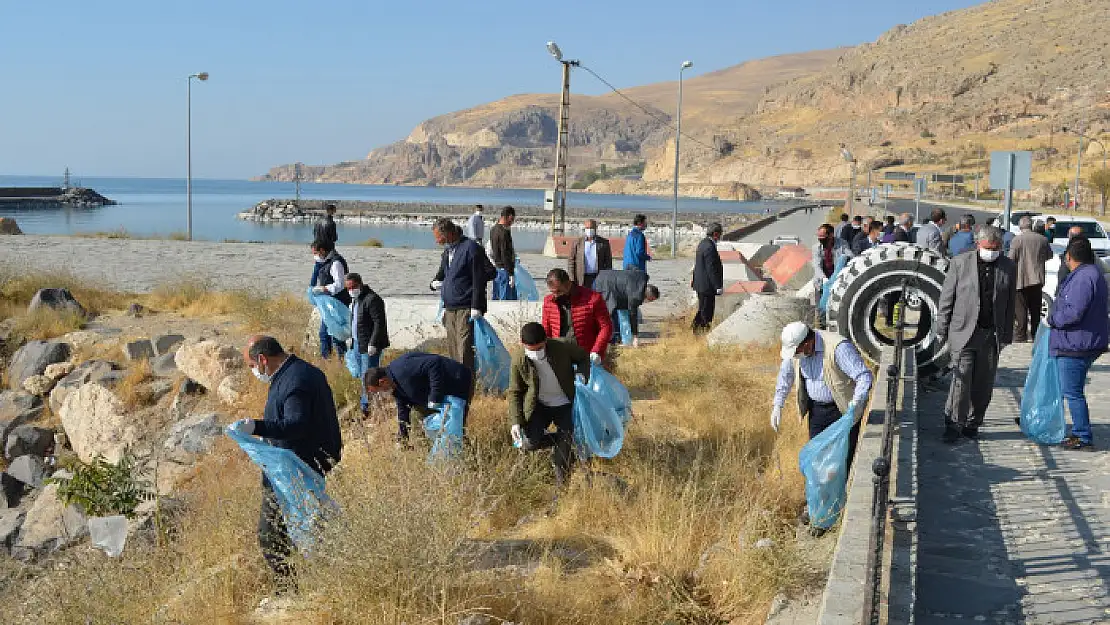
[883,198,1001,227]
[737,207,830,244]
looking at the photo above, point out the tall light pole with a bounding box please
[670,61,693,258]
[546,42,577,236]
[841,147,856,217]
[186,72,209,241]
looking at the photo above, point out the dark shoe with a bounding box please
[942,426,961,444]
[961,426,979,439]
[1061,436,1094,451]
[1014,417,1021,425]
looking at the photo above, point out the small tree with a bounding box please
[1089,169,1110,216]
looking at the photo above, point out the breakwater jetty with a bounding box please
[0,187,116,208]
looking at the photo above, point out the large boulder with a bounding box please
[88,515,129,558]
[708,295,814,347]
[11,482,88,561]
[27,288,87,318]
[8,340,71,390]
[6,455,47,489]
[22,375,55,397]
[5,425,54,460]
[0,510,23,553]
[174,340,243,391]
[150,352,179,378]
[153,334,185,357]
[58,384,137,464]
[0,391,44,441]
[216,374,248,406]
[49,360,122,414]
[163,412,222,462]
[43,362,75,381]
[122,339,155,361]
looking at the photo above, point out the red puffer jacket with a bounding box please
[542,285,614,358]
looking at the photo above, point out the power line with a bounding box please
[576,63,843,174]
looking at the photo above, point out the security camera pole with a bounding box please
[546,41,578,236]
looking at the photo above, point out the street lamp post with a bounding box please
[546,42,578,237]
[670,60,693,259]
[186,72,209,241]
[840,147,856,217]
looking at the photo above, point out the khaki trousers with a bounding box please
[443,308,475,373]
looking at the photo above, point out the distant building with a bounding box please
[776,187,806,199]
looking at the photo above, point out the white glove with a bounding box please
[368,347,380,357]
[427,401,441,410]
[508,275,515,287]
[632,337,640,348]
[715,288,723,296]
[231,418,255,435]
[429,280,443,292]
[590,352,601,364]
[470,309,483,320]
[770,406,782,432]
[510,424,524,448]
[311,286,327,295]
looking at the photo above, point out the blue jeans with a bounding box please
[351,339,382,411]
[310,261,323,288]
[492,268,517,301]
[319,321,347,359]
[1058,355,1098,443]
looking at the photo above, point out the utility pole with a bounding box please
[848,160,857,217]
[547,49,577,236]
[294,162,303,208]
[671,61,693,258]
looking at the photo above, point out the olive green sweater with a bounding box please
[507,338,591,426]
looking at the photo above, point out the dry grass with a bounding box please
[0,322,820,624]
[9,307,86,342]
[115,359,155,410]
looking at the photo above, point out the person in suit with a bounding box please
[917,208,947,256]
[1007,216,1053,342]
[567,219,613,290]
[947,215,976,256]
[363,351,474,443]
[592,268,660,347]
[891,213,914,243]
[852,219,883,255]
[936,225,1017,443]
[622,214,652,271]
[692,222,724,333]
[231,336,342,586]
[313,204,338,248]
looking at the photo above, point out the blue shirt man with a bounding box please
[623,214,652,271]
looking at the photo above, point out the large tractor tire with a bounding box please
[825,243,950,377]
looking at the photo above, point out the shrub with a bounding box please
[50,453,152,518]
[359,238,384,247]
[920,129,936,139]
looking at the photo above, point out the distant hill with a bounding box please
[259,0,1110,203]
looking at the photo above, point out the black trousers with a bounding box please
[808,400,861,469]
[1014,285,1043,342]
[397,385,474,440]
[259,470,324,583]
[523,402,575,488]
[693,293,716,333]
[582,272,599,291]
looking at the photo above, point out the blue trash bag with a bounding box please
[1020,325,1066,444]
[344,349,370,379]
[798,403,857,530]
[514,260,540,302]
[434,298,445,324]
[616,310,634,346]
[422,395,467,461]
[226,427,340,552]
[586,363,633,424]
[817,256,849,313]
[306,287,352,342]
[473,317,511,394]
[572,379,625,459]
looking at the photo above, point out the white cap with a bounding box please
[780,321,811,360]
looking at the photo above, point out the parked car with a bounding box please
[771,235,801,246]
[993,212,1110,258]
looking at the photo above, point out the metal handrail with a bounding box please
[860,284,908,624]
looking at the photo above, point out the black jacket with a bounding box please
[489,223,515,270]
[386,352,473,425]
[252,356,342,474]
[315,251,351,306]
[892,227,912,243]
[592,269,648,334]
[692,237,724,296]
[313,215,338,246]
[434,237,496,312]
[349,285,389,353]
[851,230,874,256]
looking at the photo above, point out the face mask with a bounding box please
[853,224,861,230]
[524,348,546,361]
[818,236,829,246]
[252,364,272,384]
[313,255,323,263]
[584,228,596,238]
[348,289,360,299]
[979,249,1000,263]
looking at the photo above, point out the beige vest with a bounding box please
[794,330,856,418]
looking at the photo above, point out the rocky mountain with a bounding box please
[259,0,1110,197]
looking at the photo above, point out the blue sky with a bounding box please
[0,0,983,179]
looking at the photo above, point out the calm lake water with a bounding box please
[0,176,784,251]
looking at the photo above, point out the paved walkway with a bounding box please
[916,343,1110,624]
[737,207,828,244]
